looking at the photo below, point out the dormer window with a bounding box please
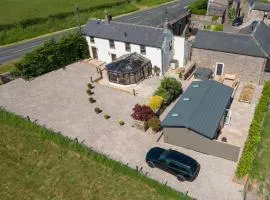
[109,40,115,49]
[90,36,95,43]
[125,43,131,52]
[140,45,146,55]
[169,41,172,51]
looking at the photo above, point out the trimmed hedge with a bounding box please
[236,81,270,178]
[188,0,207,15]
[14,33,89,79]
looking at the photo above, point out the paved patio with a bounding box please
[220,83,262,148]
[0,62,244,200]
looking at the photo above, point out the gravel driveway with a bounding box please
[0,63,244,200]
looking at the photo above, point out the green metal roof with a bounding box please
[161,80,233,139]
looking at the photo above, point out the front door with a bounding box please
[92,47,98,59]
[215,63,224,76]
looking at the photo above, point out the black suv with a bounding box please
[146,147,200,181]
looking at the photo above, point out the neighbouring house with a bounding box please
[248,0,270,22]
[116,3,191,36]
[84,17,190,76]
[191,21,270,84]
[207,0,240,22]
[105,53,152,85]
[162,80,240,161]
[207,0,228,18]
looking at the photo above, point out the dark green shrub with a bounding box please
[15,33,89,79]
[89,97,96,103]
[236,81,270,178]
[148,116,161,132]
[104,114,110,119]
[87,89,94,95]
[87,83,94,89]
[188,0,207,15]
[153,66,160,75]
[94,107,102,114]
[119,121,125,126]
[154,77,182,105]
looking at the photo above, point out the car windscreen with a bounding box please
[158,150,170,160]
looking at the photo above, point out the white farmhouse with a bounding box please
[84,18,189,75]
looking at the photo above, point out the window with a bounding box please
[109,40,115,49]
[140,45,146,55]
[215,63,224,76]
[125,42,131,52]
[111,54,117,61]
[169,161,189,174]
[90,36,95,43]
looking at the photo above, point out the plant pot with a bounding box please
[133,119,148,131]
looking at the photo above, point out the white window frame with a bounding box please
[225,109,232,125]
[215,62,224,76]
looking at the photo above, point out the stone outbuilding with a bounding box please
[191,21,270,84]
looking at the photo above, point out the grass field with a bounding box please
[0,0,120,25]
[0,109,190,200]
[250,109,270,199]
[0,0,172,45]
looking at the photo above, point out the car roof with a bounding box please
[167,150,197,166]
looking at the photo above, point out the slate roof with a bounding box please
[207,4,226,17]
[193,21,270,58]
[253,2,270,11]
[161,80,233,139]
[84,19,166,48]
[115,3,190,27]
[253,21,270,56]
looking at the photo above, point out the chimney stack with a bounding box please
[105,12,112,24]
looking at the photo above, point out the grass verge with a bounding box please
[249,109,270,198]
[0,59,20,74]
[0,108,190,200]
[236,81,270,178]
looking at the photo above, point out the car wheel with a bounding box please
[147,161,155,168]
[177,174,185,182]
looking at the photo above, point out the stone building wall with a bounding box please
[191,48,266,84]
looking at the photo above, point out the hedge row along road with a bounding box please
[0,0,196,65]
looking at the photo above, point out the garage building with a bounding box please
[161,80,240,161]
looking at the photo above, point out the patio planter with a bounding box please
[133,119,148,131]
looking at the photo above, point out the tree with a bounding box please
[131,104,155,122]
[154,77,182,105]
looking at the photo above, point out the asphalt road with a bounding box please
[0,0,194,65]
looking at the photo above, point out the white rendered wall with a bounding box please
[85,36,162,72]
[173,36,189,68]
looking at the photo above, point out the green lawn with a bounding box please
[0,0,121,25]
[250,109,270,199]
[0,109,190,200]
